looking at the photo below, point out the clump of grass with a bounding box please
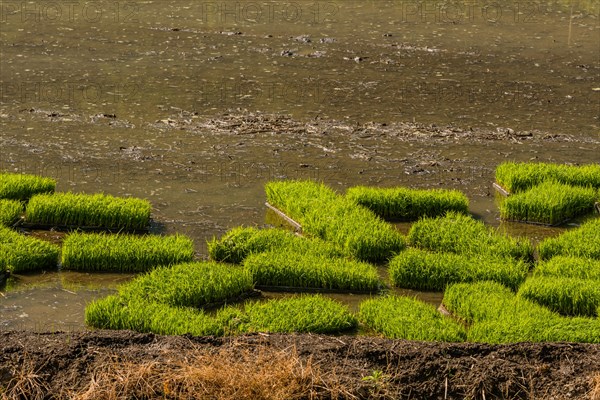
[518,276,600,317]
[499,181,597,225]
[444,281,600,343]
[85,295,226,336]
[389,248,528,291]
[0,226,59,273]
[244,250,382,292]
[0,199,23,226]
[535,256,600,280]
[358,295,466,342]
[468,315,600,344]
[408,212,533,262]
[75,344,316,400]
[0,172,56,201]
[119,261,254,308]
[61,232,194,272]
[495,162,600,193]
[25,192,152,231]
[244,295,357,334]
[346,186,469,221]
[208,226,342,264]
[265,180,405,262]
[443,281,552,323]
[86,294,356,336]
[538,218,600,260]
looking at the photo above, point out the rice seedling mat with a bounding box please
[498,181,597,226]
[345,186,469,221]
[25,192,152,232]
[254,285,379,295]
[0,172,56,201]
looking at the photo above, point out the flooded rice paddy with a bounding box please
[1,0,598,331]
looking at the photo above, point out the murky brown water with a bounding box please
[1,0,599,331]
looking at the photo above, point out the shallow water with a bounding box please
[1,0,599,331]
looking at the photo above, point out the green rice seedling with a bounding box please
[444,281,600,343]
[535,256,600,281]
[244,294,357,334]
[0,226,59,273]
[468,315,600,344]
[499,181,597,225]
[25,192,152,231]
[358,295,466,342]
[208,226,342,264]
[119,261,254,308]
[442,281,542,323]
[538,218,600,260]
[389,248,528,291]
[495,162,600,193]
[85,295,227,336]
[0,172,56,201]
[244,250,382,292]
[0,199,23,226]
[86,294,355,336]
[346,186,469,221]
[408,212,533,262]
[61,232,194,272]
[265,180,406,262]
[518,276,600,317]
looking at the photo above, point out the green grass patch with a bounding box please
[265,180,405,262]
[0,172,56,201]
[244,294,357,334]
[444,281,600,343]
[407,212,533,262]
[389,248,528,291]
[518,276,600,317]
[119,261,254,308]
[346,186,469,221]
[443,281,552,323]
[244,250,382,292]
[0,226,59,273]
[495,162,600,193]
[538,218,600,260]
[358,295,466,342]
[85,295,230,336]
[0,199,23,226]
[25,192,152,231]
[61,232,194,272]
[86,294,356,336]
[535,256,600,280]
[499,181,597,225]
[208,226,342,264]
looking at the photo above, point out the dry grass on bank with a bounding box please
[591,373,600,400]
[2,343,356,400]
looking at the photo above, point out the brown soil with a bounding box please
[1,330,598,400]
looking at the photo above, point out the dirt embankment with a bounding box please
[0,330,599,399]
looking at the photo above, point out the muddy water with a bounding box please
[1,0,599,331]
